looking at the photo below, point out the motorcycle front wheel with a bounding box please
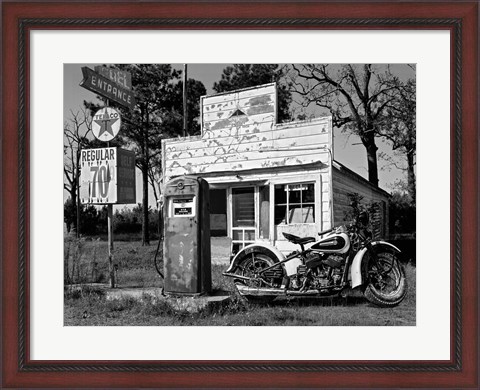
[235,252,282,303]
[364,251,407,307]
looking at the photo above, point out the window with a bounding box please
[231,187,256,254]
[274,183,315,225]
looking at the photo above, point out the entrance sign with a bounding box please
[92,107,121,142]
[80,67,136,110]
[80,147,136,204]
[94,66,132,90]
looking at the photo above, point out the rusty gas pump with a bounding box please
[162,176,211,295]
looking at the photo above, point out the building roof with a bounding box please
[332,160,391,198]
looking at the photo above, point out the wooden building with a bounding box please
[162,83,390,254]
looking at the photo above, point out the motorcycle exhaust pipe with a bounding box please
[235,284,325,296]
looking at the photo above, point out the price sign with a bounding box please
[80,147,136,204]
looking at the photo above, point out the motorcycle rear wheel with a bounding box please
[236,252,282,303]
[364,251,407,307]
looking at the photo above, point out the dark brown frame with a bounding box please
[2,1,478,388]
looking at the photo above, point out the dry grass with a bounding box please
[64,238,416,326]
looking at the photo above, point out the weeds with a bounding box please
[64,238,416,326]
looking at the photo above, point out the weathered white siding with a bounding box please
[163,84,332,181]
[332,161,390,238]
[161,83,339,256]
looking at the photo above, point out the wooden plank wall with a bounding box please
[163,84,331,180]
[331,163,390,238]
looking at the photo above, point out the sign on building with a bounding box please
[92,107,121,142]
[80,67,136,110]
[80,147,136,204]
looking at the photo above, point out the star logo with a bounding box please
[92,107,121,141]
[94,114,118,138]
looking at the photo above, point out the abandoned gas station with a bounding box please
[162,83,390,255]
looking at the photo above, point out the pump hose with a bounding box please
[153,237,164,279]
[154,211,164,279]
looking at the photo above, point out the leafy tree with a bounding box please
[377,77,416,203]
[389,191,416,235]
[84,64,206,245]
[292,64,409,186]
[213,64,292,122]
[64,199,100,235]
[64,197,76,233]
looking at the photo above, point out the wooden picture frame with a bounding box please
[2,1,478,388]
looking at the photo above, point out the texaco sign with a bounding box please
[92,107,121,142]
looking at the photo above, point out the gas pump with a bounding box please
[162,176,211,295]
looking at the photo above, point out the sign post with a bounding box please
[80,146,136,288]
[79,66,136,289]
[108,203,114,287]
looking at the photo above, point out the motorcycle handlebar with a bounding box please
[318,222,356,236]
[318,227,333,236]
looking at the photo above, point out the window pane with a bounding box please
[288,185,301,204]
[259,186,269,239]
[274,205,287,225]
[302,205,315,223]
[288,205,304,223]
[303,183,315,203]
[244,229,256,241]
[232,230,243,240]
[232,243,243,255]
[232,187,254,227]
[274,184,287,204]
[288,205,315,223]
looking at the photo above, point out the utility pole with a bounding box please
[183,64,188,137]
[76,146,81,238]
[105,98,115,288]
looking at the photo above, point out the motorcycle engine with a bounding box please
[322,254,345,268]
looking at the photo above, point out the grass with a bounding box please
[64,237,416,326]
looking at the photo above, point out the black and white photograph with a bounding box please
[63,63,416,326]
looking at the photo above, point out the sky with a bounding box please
[64,63,414,207]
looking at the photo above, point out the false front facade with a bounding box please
[162,83,389,254]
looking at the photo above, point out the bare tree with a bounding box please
[63,108,93,232]
[377,77,416,202]
[291,64,402,186]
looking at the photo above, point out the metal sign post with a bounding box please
[108,202,115,288]
[79,67,136,289]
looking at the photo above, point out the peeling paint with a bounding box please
[211,118,232,131]
[248,94,272,106]
[246,104,274,116]
[184,163,194,173]
[214,147,227,155]
[242,134,259,141]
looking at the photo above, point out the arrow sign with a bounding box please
[80,67,136,110]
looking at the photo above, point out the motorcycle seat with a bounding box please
[282,232,315,245]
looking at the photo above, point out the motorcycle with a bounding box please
[223,211,407,307]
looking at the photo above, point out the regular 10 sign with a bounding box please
[80,147,136,204]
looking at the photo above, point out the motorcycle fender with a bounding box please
[350,241,402,289]
[225,242,286,273]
